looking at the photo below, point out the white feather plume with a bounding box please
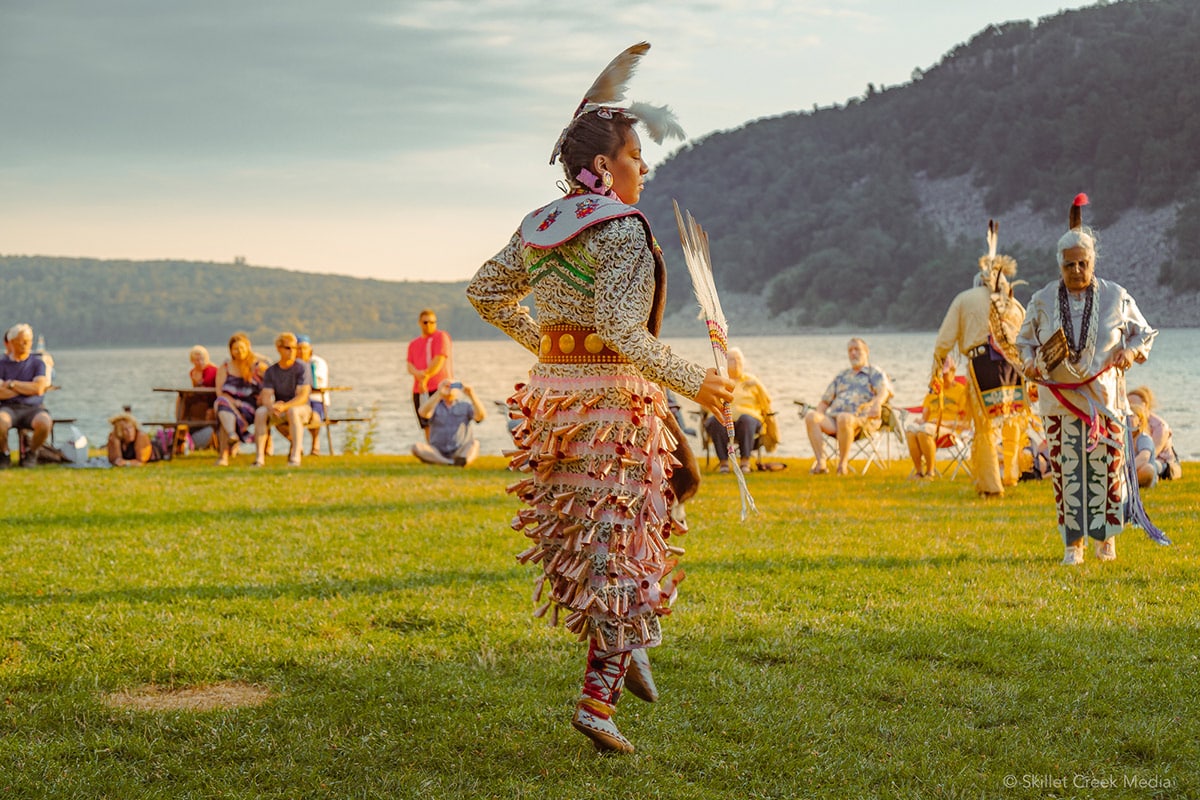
[977,218,1017,279]
[625,101,685,144]
[674,202,726,333]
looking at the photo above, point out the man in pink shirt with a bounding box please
[406,309,453,439]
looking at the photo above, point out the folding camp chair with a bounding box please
[795,401,899,474]
[900,375,973,479]
[933,426,973,478]
[698,410,773,471]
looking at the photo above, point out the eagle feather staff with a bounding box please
[673,199,757,520]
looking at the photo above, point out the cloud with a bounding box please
[1,0,1092,282]
[1,0,560,161]
[1,0,852,163]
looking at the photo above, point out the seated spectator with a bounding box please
[296,334,329,456]
[106,413,160,467]
[1129,402,1158,489]
[904,357,969,479]
[254,332,313,468]
[0,324,53,468]
[178,344,218,450]
[214,332,269,466]
[703,348,772,474]
[412,380,486,466]
[1127,385,1181,481]
[188,344,218,390]
[803,337,893,476]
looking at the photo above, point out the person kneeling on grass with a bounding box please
[254,332,312,468]
[412,380,485,467]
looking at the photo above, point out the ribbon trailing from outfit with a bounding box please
[934,378,946,449]
[1035,364,1169,545]
[1122,424,1171,545]
[672,199,757,520]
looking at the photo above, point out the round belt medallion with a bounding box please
[559,333,576,354]
[584,333,606,354]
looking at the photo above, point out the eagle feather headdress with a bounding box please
[549,42,685,165]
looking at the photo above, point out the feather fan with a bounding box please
[672,199,757,520]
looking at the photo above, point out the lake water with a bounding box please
[40,330,1199,461]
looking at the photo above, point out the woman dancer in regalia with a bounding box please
[1017,194,1157,565]
[467,43,733,753]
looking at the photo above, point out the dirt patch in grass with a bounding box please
[102,681,275,712]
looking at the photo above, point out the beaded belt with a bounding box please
[538,324,629,364]
[966,343,990,359]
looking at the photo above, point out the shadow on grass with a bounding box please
[0,566,525,608]
[2,494,503,531]
[696,550,1049,573]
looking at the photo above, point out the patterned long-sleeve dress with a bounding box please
[468,195,706,654]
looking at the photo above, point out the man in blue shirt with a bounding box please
[412,379,486,466]
[0,324,53,467]
[254,332,312,467]
[803,337,894,475]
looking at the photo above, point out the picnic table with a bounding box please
[146,386,365,456]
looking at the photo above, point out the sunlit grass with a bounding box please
[1,455,1197,798]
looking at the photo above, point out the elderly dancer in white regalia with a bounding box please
[932,220,1030,496]
[467,43,732,754]
[1017,194,1157,565]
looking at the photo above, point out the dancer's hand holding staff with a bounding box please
[673,199,758,520]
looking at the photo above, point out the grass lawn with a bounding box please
[1,454,1197,799]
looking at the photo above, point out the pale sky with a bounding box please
[1,0,1095,283]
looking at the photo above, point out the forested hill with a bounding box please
[640,0,1200,331]
[0,255,495,348]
